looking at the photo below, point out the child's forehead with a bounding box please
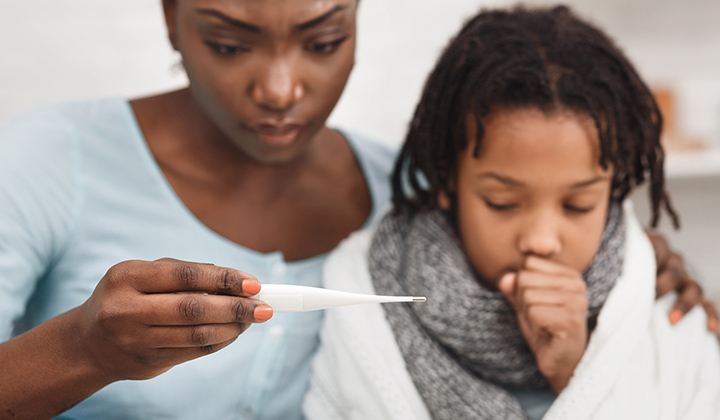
[468,107,598,146]
[462,107,608,178]
[472,106,594,128]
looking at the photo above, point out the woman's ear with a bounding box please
[162,0,179,51]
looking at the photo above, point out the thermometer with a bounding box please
[251,284,426,313]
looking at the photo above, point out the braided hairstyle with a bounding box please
[392,5,679,228]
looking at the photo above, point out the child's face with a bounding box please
[450,108,613,289]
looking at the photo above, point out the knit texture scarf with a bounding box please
[368,203,625,419]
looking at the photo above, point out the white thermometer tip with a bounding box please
[413,297,427,302]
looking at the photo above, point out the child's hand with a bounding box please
[498,256,588,394]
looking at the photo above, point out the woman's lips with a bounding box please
[250,122,304,146]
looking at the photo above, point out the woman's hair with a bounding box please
[392,5,678,228]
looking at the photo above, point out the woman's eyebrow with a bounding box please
[195,5,348,34]
[196,9,261,33]
[295,4,349,31]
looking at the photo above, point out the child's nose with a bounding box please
[517,213,562,258]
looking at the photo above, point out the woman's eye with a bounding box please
[564,204,594,214]
[305,36,349,54]
[204,41,250,55]
[484,199,517,211]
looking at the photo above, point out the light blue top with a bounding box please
[0,97,396,420]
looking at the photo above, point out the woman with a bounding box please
[0,1,713,419]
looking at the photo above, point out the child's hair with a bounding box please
[392,4,679,228]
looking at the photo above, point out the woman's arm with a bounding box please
[0,259,271,420]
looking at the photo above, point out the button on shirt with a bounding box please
[0,98,396,419]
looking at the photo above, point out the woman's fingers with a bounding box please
[647,231,671,270]
[701,300,720,332]
[155,336,241,364]
[145,323,250,349]
[655,253,685,298]
[80,259,273,382]
[107,258,261,296]
[120,336,242,375]
[656,268,682,298]
[669,280,702,324]
[647,232,720,331]
[669,284,720,333]
[139,293,273,326]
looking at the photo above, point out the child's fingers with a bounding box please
[498,272,517,306]
[520,288,588,310]
[505,270,587,321]
[524,304,586,337]
[514,269,586,295]
[523,256,577,276]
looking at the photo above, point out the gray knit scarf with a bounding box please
[368,202,625,419]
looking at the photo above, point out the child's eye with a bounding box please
[564,204,594,214]
[484,199,518,211]
[204,40,250,55]
[305,36,349,54]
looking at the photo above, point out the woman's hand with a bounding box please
[79,258,273,381]
[648,232,719,332]
[0,258,272,420]
[498,256,588,394]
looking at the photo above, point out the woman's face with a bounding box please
[449,108,613,288]
[164,0,357,163]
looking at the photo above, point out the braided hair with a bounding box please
[392,5,679,228]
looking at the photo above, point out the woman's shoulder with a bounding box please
[0,96,138,180]
[1,96,133,145]
[5,96,129,122]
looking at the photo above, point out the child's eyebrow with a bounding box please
[477,172,524,187]
[476,173,610,189]
[569,176,611,189]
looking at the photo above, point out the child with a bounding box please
[303,5,720,420]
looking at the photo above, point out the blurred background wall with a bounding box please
[1,1,718,302]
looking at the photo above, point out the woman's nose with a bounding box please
[517,212,562,258]
[250,58,305,111]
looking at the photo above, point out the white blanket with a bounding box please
[304,203,720,420]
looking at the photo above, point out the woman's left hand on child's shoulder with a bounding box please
[648,232,719,332]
